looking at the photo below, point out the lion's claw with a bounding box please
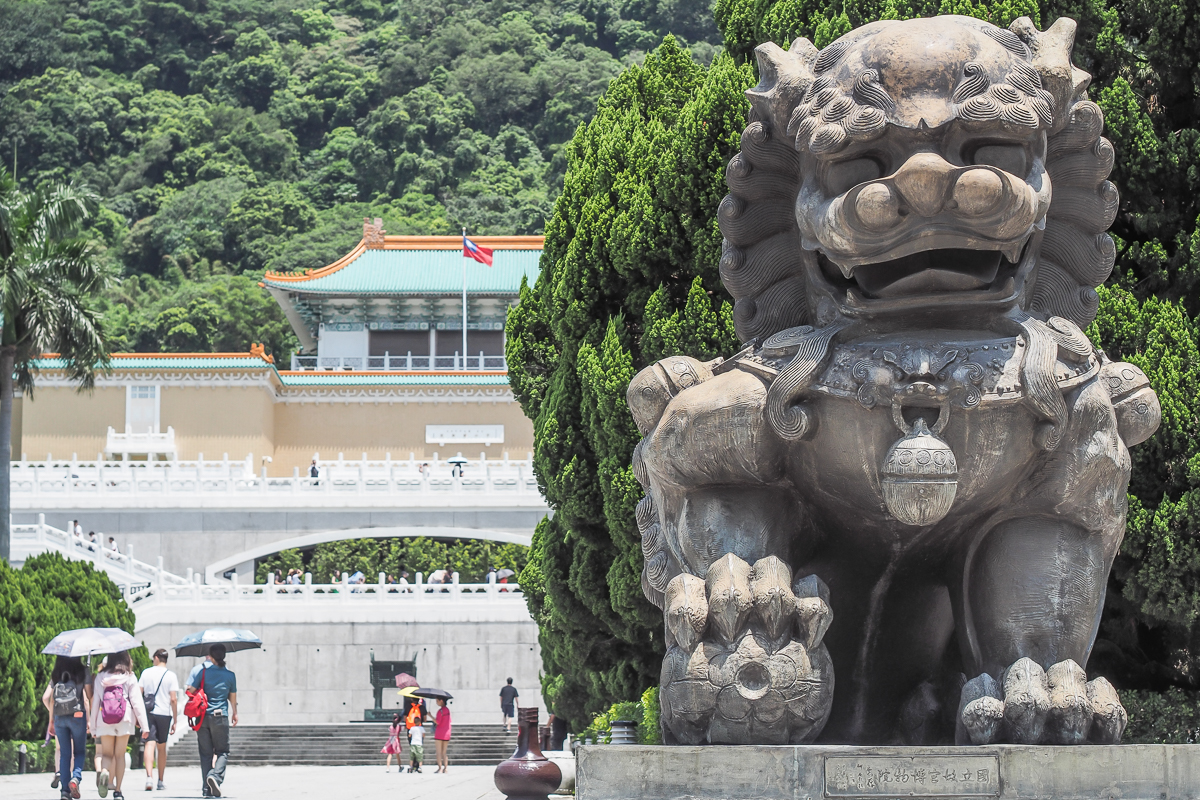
[959,658,1126,744]
[661,554,835,744]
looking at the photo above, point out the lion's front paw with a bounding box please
[957,657,1127,745]
[659,554,834,745]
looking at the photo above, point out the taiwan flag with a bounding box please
[463,235,494,266]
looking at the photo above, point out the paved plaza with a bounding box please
[0,764,506,800]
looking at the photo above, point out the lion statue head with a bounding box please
[720,15,1114,338]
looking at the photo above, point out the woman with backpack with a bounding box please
[89,650,148,800]
[41,656,89,800]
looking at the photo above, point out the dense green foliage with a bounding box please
[254,536,528,584]
[507,37,746,727]
[0,739,58,774]
[0,0,721,360]
[1120,688,1200,743]
[578,685,662,744]
[512,0,1200,728]
[0,553,146,741]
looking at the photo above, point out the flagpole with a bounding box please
[461,228,468,371]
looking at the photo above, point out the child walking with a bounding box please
[407,719,424,773]
[381,713,403,772]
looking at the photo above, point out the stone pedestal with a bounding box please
[577,744,1200,800]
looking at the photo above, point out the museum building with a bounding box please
[14,226,542,474]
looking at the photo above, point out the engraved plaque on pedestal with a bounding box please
[824,755,1000,797]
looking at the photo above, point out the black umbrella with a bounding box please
[412,687,453,701]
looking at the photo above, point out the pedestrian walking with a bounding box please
[381,713,404,772]
[309,459,320,485]
[87,531,97,552]
[42,655,89,800]
[433,698,451,773]
[398,571,410,592]
[90,650,148,800]
[407,718,424,773]
[499,678,519,734]
[186,644,238,798]
[139,649,179,791]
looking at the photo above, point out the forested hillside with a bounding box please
[0,0,719,357]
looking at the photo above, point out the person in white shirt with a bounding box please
[138,649,180,791]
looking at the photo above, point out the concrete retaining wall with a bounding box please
[135,597,544,726]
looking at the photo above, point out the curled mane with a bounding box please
[719,16,1115,341]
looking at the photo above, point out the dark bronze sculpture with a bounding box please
[628,14,1160,746]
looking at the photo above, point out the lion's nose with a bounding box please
[951,168,1005,216]
[891,152,957,218]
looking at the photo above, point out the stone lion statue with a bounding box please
[627,14,1161,746]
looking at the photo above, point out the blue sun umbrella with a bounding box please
[42,628,140,657]
[173,628,262,658]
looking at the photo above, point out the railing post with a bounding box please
[378,572,386,602]
[415,572,423,594]
[488,570,497,598]
[341,572,350,601]
[266,572,275,602]
[37,513,45,546]
[157,556,164,592]
[230,572,239,601]
[127,543,135,585]
[304,572,312,599]
[451,571,460,600]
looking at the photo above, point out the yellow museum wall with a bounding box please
[20,385,125,460]
[160,385,276,463]
[271,400,534,474]
[15,379,535,470]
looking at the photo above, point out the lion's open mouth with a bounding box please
[818,246,1024,301]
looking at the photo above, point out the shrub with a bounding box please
[580,686,662,745]
[1122,688,1200,744]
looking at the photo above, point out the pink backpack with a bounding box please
[101,682,127,724]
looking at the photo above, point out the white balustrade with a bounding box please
[11,516,192,596]
[9,453,543,509]
[290,352,506,372]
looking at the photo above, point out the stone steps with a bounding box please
[168,724,517,767]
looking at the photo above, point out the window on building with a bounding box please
[126,385,159,434]
[466,330,505,356]
[369,330,429,357]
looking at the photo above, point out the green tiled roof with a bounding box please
[262,249,542,296]
[277,373,512,387]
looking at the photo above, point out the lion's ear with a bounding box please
[748,40,817,135]
[1011,16,1088,132]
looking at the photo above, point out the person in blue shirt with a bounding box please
[186,645,238,798]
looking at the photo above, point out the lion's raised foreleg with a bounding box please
[629,358,835,744]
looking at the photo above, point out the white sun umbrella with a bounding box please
[42,628,140,658]
[173,628,262,658]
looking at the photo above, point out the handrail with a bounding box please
[12,516,192,593]
[291,353,507,372]
[9,454,543,506]
[127,571,523,607]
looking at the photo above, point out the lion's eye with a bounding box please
[826,157,883,195]
[970,144,1027,176]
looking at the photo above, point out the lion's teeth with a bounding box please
[1002,242,1023,262]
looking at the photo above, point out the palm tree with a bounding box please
[0,172,112,562]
